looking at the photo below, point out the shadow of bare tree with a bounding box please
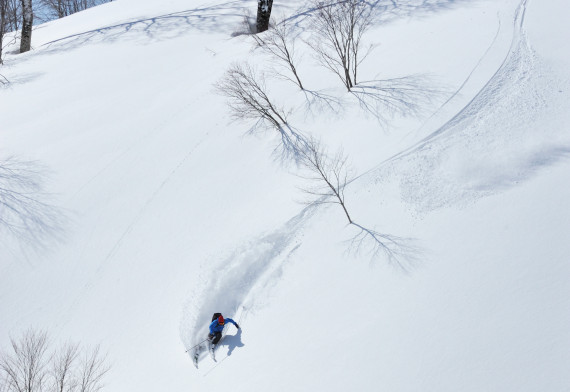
[0,157,66,252]
[367,0,480,24]
[301,88,346,118]
[285,0,480,28]
[351,75,447,126]
[39,0,253,53]
[346,222,421,272]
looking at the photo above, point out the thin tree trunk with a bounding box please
[256,0,273,33]
[19,0,32,53]
[1,0,6,63]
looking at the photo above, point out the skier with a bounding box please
[208,313,240,347]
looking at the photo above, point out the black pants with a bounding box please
[209,332,222,345]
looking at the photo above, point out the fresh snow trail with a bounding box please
[181,203,320,364]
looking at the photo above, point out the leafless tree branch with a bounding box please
[307,0,374,91]
[0,331,111,392]
[76,346,109,392]
[49,342,79,392]
[215,62,288,130]
[36,0,110,21]
[251,17,305,90]
[296,137,353,224]
[0,329,50,392]
[216,62,311,157]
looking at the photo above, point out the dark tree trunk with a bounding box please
[19,0,32,53]
[256,0,273,33]
[1,0,6,63]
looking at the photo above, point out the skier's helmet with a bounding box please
[218,315,225,324]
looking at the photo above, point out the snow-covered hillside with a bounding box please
[1,0,569,391]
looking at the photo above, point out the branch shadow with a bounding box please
[350,75,447,127]
[346,222,422,272]
[0,156,67,253]
[301,88,346,118]
[38,0,253,54]
[285,0,481,29]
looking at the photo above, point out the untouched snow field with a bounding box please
[1,0,569,391]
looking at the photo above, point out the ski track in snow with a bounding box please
[181,203,318,366]
[367,0,570,215]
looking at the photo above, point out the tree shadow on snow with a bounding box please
[38,0,253,54]
[345,222,423,273]
[350,76,448,127]
[0,156,67,256]
[284,0,481,29]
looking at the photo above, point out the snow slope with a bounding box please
[1,0,569,391]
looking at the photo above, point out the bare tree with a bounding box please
[0,0,21,66]
[215,62,311,156]
[76,346,109,392]
[297,138,353,224]
[0,0,20,64]
[37,0,110,21]
[256,0,273,33]
[308,0,374,91]
[215,62,288,131]
[0,0,6,64]
[251,17,305,90]
[1,0,20,32]
[0,331,110,392]
[296,138,420,268]
[0,330,50,392]
[49,343,79,392]
[19,0,31,53]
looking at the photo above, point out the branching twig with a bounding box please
[216,62,310,157]
[307,0,374,91]
[0,330,111,392]
[251,17,305,90]
[77,346,110,392]
[296,137,353,224]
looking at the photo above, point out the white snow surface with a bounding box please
[1,0,569,390]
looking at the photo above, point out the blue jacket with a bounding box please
[209,318,237,334]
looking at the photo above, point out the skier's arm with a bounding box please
[209,320,217,334]
[225,318,240,329]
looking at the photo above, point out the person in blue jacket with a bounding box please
[209,314,240,346]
